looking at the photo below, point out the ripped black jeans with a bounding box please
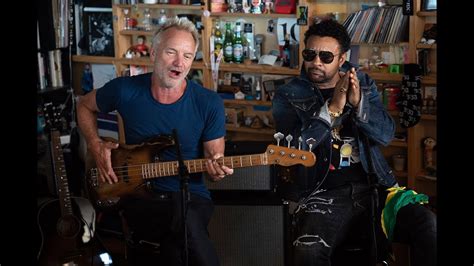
[292,183,437,266]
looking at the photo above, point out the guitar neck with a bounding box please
[139,153,268,179]
[50,130,74,217]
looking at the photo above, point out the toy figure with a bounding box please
[251,0,262,14]
[423,137,436,176]
[125,35,150,58]
[263,0,273,14]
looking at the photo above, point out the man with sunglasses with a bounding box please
[272,19,436,265]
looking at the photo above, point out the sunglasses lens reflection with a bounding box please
[302,49,335,64]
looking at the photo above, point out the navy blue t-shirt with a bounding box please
[96,73,226,199]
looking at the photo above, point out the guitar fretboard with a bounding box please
[51,130,74,216]
[140,153,268,179]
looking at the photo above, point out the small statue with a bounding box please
[125,35,150,58]
[423,137,436,176]
[251,0,262,14]
[263,0,273,14]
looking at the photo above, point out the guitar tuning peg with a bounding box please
[298,136,303,150]
[285,134,293,148]
[274,132,284,146]
[306,138,316,151]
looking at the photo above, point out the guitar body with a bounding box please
[86,135,174,209]
[37,200,87,266]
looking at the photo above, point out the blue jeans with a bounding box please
[121,192,220,266]
[291,183,437,266]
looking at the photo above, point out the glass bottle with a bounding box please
[213,20,223,58]
[255,80,262,100]
[142,8,152,31]
[158,9,167,26]
[232,22,243,63]
[282,33,290,67]
[223,22,234,63]
[123,8,132,30]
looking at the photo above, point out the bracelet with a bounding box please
[328,108,343,118]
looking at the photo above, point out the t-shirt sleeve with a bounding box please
[202,94,226,142]
[95,78,124,113]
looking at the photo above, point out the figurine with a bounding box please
[263,0,273,14]
[423,137,436,176]
[125,35,150,58]
[251,0,262,14]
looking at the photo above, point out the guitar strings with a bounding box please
[92,155,267,181]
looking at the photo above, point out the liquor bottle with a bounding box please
[223,22,234,63]
[123,8,132,30]
[282,33,290,67]
[142,8,152,31]
[232,22,243,63]
[158,9,167,25]
[214,20,223,58]
[255,80,262,100]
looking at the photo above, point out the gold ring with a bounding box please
[340,87,348,92]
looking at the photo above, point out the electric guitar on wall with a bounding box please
[85,135,316,209]
[37,103,88,265]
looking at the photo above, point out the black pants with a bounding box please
[292,183,437,266]
[120,192,220,266]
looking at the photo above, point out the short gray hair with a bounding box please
[152,17,200,51]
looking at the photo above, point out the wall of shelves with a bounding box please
[71,0,436,194]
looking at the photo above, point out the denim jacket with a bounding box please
[272,61,397,198]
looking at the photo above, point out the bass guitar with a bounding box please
[85,135,316,209]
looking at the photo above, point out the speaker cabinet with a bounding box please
[205,165,274,191]
[208,202,290,266]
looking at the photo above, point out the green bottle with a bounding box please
[232,22,243,64]
[223,22,234,63]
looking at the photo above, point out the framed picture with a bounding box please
[421,0,436,11]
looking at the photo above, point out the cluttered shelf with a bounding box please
[210,12,295,19]
[224,99,272,106]
[226,125,274,135]
[114,58,205,70]
[72,55,115,64]
[115,3,203,10]
[218,62,300,75]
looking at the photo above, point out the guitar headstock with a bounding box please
[265,144,316,167]
[42,102,62,132]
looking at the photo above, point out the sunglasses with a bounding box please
[302,49,339,64]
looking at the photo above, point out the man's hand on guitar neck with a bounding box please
[89,139,120,184]
[205,153,234,182]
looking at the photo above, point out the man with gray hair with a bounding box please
[77,17,232,265]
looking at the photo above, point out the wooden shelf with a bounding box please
[416,43,437,49]
[120,30,155,36]
[114,58,205,70]
[72,55,115,64]
[389,140,408,148]
[224,99,272,106]
[421,114,436,121]
[210,12,295,18]
[218,62,300,75]
[226,125,274,135]
[417,11,437,17]
[421,74,436,85]
[116,3,203,10]
[361,71,402,83]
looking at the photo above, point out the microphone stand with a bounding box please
[173,129,190,266]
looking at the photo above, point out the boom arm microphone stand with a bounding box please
[173,129,190,266]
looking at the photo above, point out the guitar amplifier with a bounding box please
[205,165,274,191]
[208,201,291,266]
[205,141,276,191]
